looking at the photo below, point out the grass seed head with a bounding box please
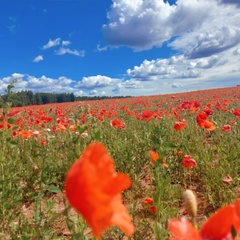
[183,189,197,224]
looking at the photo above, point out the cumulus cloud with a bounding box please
[103,0,240,59]
[62,40,71,46]
[55,47,85,57]
[33,55,43,62]
[125,43,240,92]
[42,38,61,49]
[75,75,119,88]
[188,55,219,69]
[89,89,98,95]
[103,0,213,51]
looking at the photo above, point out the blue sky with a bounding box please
[0,0,240,97]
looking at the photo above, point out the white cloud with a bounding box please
[62,40,71,46]
[97,44,108,52]
[103,0,240,58]
[33,55,43,62]
[90,89,98,95]
[42,38,61,49]
[103,0,213,51]
[76,75,119,88]
[55,47,85,57]
[74,90,86,96]
[172,83,182,88]
[123,43,240,94]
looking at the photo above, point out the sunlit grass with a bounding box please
[0,86,239,239]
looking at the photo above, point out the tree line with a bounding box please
[0,90,131,107]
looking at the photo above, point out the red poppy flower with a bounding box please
[174,119,186,131]
[182,155,197,169]
[149,150,159,164]
[142,197,153,205]
[69,124,76,132]
[110,118,125,129]
[0,121,11,129]
[229,120,237,125]
[222,124,231,132]
[198,120,216,131]
[169,217,201,240]
[64,142,134,238]
[169,200,240,240]
[148,206,157,214]
[142,198,156,214]
[19,130,33,139]
[233,108,240,119]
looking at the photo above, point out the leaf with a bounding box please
[6,138,18,146]
[164,142,177,151]
[7,118,15,124]
[47,185,61,193]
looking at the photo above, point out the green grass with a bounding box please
[0,87,240,239]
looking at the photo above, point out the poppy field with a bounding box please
[0,86,240,239]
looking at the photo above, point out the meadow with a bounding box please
[0,86,240,239]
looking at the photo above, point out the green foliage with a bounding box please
[0,87,239,239]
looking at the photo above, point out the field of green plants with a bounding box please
[0,85,240,239]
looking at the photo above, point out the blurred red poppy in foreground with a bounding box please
[182,155,197,169]
[169,200,240,240]
[64,142,134,238]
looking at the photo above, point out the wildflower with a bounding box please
[201,120,216,131]
[149,150,159,164]
[19,130,32,139]
[58,123,66,131]
[229,120,237,125]
[40,138,46,146]
[32,130,41,137]
[233,108,240,119]
[69,124,76,132]
[222,124,231,132]
[174,119,186,131]
[168,200,240,240]
[142,197,156,214]
[64,142,134,238]
[110,118,125,129]
[203,108,214,116]
[11,130,18,137]
[148,206,157,214]
[196,111,216,130]
[182,155,197,169]
[196,112,207,126]
[81,131,88,138]
[34,166,39,172]
[0,122,11,129]
[142,197,153,205]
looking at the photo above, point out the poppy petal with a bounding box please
[200,205,235,239]
[168,218,201,240]
[64,142,134,237]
